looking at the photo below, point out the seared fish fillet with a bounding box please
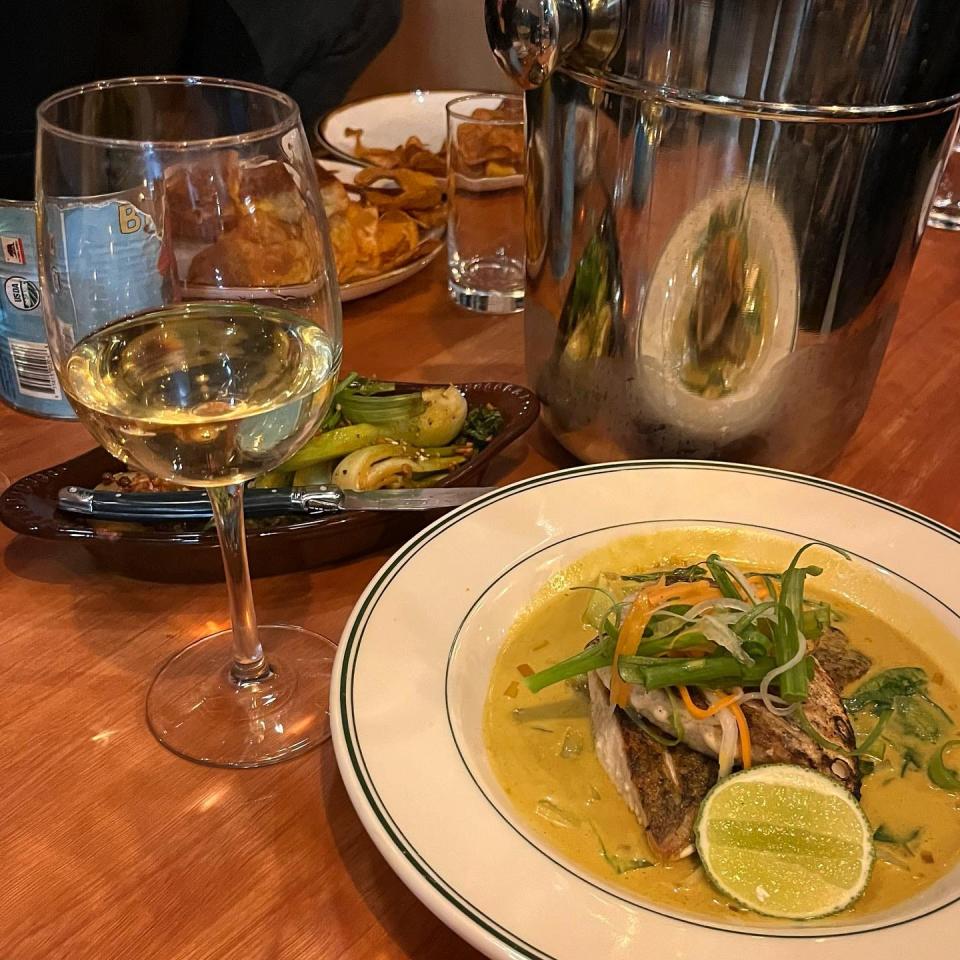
[588,672,718,860]
[739,659,860,795]
[594,665,723,757]
[595,659,860,795]
[811,627,872,691]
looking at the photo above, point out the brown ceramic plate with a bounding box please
[0,381,538,582]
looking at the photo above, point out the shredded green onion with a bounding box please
[524,633,615,693]
[705,554,742,600]
[589,822,652,873]
[618,654,778,691]
[928,739,960,791]
[619,563,709,585]
[793,706,892,759]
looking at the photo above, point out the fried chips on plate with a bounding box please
[345,130,446,178]
[316,161,445,287]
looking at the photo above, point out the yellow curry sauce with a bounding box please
[482,529,960,924]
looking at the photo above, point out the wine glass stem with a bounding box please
[207,484,269,684]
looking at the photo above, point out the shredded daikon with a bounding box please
[712,696,740,776]
[699,614,754,665]
[737,690,792,710]
[718,559,761,605]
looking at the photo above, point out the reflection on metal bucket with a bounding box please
[489,0,960,472]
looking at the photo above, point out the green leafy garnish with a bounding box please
[846,668,958,789]
[461,403,505,446]
[704,554,741,600]
[899,744,924,777]
[927,740,960,791]
[524,630,616,694]
[620,563,709,586]
[794,706,891,759]
[844,668,930,714]
[892,695,951,743]
[618,654,780,691]
[576,577,633,631]
[873,824,921,852]
[774,542,850,702]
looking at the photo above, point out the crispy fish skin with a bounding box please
[588,673,718,860]
[811,627,873,691]
[740,659,861,795]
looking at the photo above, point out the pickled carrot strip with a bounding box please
[678,685,740,720]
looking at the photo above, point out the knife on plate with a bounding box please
[57,484,494,521]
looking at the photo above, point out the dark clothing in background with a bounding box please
[0,0,402,199]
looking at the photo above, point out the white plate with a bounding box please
[318,90,524,192]
[315,159,365,187]
[338,242,443,302]
[331,461,960,960]
[317,89,478,165]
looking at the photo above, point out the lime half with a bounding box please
[694,765,873,920]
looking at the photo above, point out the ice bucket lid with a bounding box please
[487,0,960,116]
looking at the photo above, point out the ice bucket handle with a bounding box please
[486,0,622,88]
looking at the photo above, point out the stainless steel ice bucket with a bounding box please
[486,0,960,471]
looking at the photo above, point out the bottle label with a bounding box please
[0,200,75,418]
[43,193,170,349]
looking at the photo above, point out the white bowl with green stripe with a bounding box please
[330,461,960,959]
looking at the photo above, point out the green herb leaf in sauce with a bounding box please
[536,799,580,828]
[873,824,922,853]
[590,822,653,874]
[846,667,958,789]
[845,668,931,713]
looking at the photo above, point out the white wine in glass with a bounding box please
[62,302,337,486]
[36,76,343,767]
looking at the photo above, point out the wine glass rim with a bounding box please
[445,92,523,124]
[36,74,302,149]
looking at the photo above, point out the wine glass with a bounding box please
[36,76,343,767]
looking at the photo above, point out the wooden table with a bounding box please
[3,231,960,960]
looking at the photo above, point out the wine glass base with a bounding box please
[146,624,335,768]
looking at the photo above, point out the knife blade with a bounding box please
[57,484,494,521]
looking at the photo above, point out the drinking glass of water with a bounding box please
[446,93,525,313]
[929,130,960,231]
[36,76,343,768]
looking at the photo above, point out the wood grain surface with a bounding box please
[2,230,960,960]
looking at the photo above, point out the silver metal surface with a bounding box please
[338,487,494,510]
[488,0,960,472]
[485,0,584,90]
[59,486,94,513]
[57,484,494,521]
